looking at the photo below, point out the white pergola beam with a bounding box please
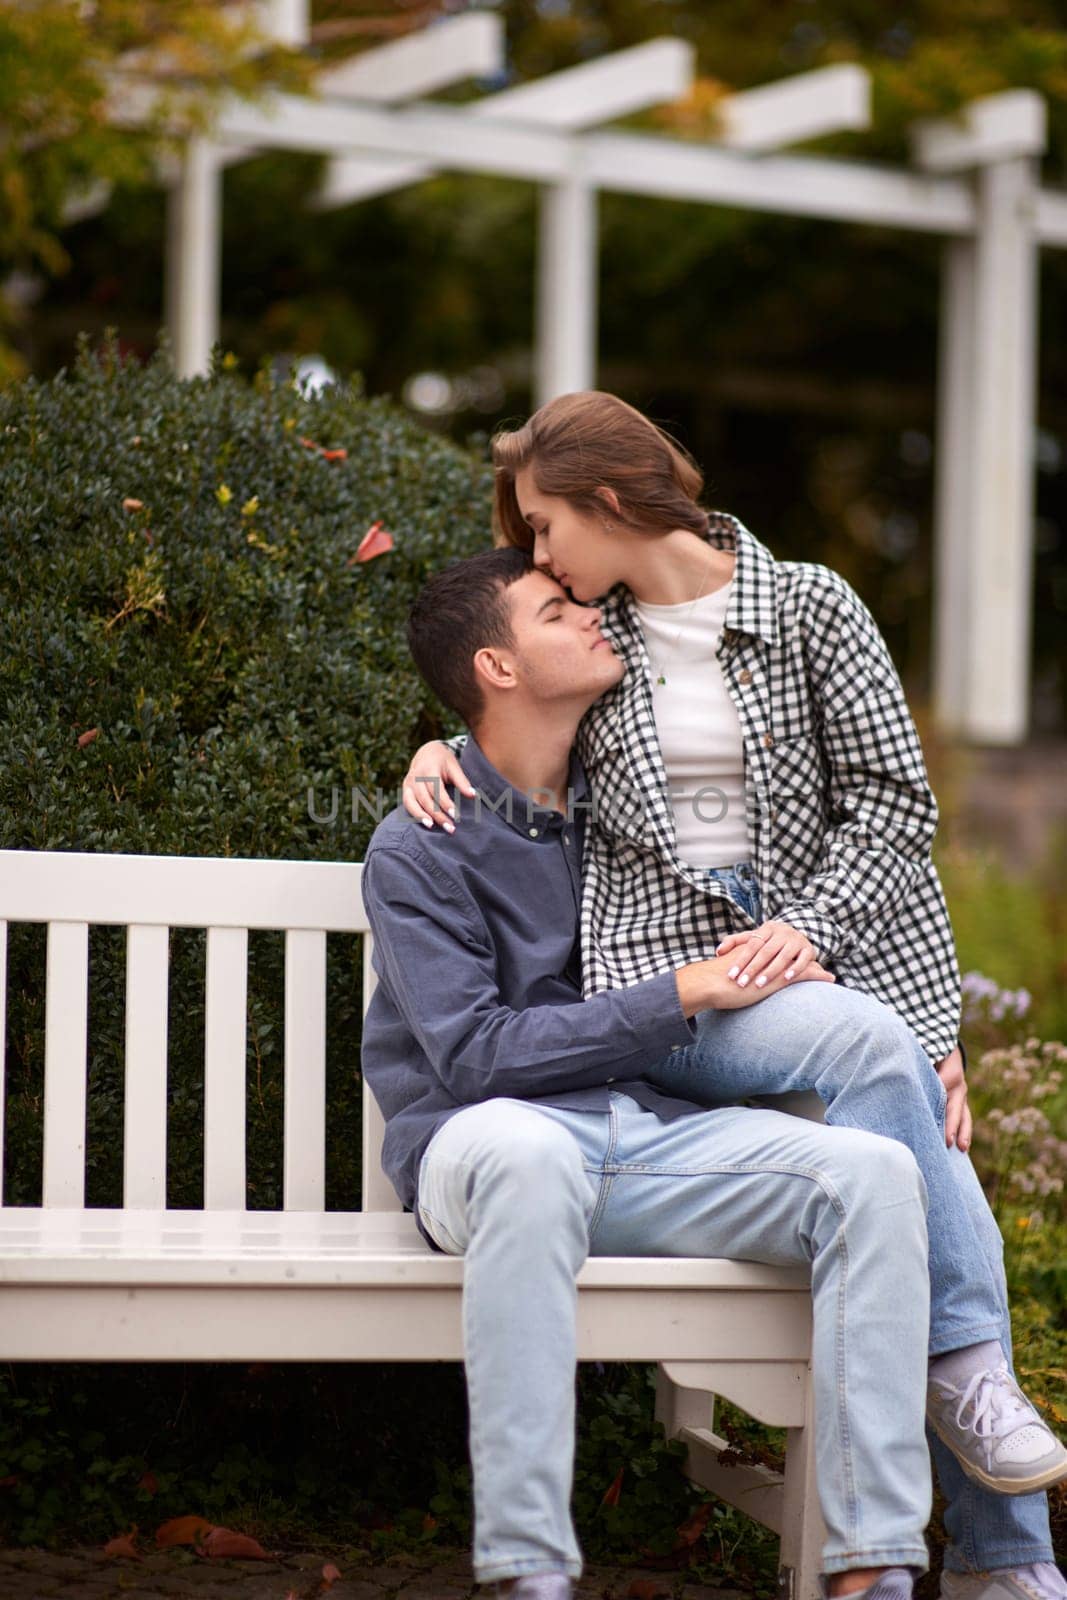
[214,94,571,180]
[586,131,974,234]
[1036,189,1067,246]
[718,64,870,153]
[318,13,503,102]
[471,37,694,128]
[206,91,977,235]
[912,90,1046,174]
[316,38,695,208]
[235,0,310,48]
[217,12,504,172]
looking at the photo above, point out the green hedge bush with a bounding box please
[0,338,492,1211]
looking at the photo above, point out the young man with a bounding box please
[360,549,1062,1600]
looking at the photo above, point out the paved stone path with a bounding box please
[0,1545,746,1600]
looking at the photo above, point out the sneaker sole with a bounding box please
[927,1412,1067,1495]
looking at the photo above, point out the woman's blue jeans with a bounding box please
[644,861,1054,1573]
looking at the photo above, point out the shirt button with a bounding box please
[528,828,539,838]
[763,733,775,749]
[739,669,752,684]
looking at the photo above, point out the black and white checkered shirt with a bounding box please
[576,512,962,1065]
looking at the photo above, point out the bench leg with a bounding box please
[656,1361,824,1600]
[778,1369,825,1600]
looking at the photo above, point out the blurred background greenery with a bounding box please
[4,0,1067,733]
[0,0,1065,1577]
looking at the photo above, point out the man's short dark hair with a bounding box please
[407,547,535,727]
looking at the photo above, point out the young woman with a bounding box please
[401,391,1065,1600]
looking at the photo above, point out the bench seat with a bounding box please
[0,1207,811,1369]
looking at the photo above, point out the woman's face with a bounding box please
[514,464,621,604]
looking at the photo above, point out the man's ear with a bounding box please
[594,485,622,517]
[472,645,517,695]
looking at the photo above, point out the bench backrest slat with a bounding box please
[360,934,396,1213]
[283,929,328,1211]
[43,921,90,1208]
[0,921,6,1205]
[204,927,249,1210]
[124,924,170,1207]
[0,850,401,1214]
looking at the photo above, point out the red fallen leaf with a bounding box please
[156,1513,216,1547]
[122,497,144,512]
[77,727,100,748]
[322,1564,342,1588]
[138,1469,159,1496]
[673,1500,714,1547]
[627,1582,670,1600]
[103,1530,142,1561]
[298,435,347,463]
[198,1526,273,1559]
[349,520,394,565]
[0,1475,18,1488]
[601,1467,624,1506]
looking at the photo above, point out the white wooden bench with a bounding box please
[0,848,824,1598]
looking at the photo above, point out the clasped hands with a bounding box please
[715,920,972,1152]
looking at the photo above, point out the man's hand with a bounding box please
[937,1045,972,1151]
[676,947,836,1018]
[714,921,822,989]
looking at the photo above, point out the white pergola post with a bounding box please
[164,138,222,378]
[932,237,977,733]
[967,155,1041,744]
[535,176,599,404]
[917,93,1045,743]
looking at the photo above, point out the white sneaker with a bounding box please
[927,1360,1067,1494]
[491,1578,572,1599]
[941,1566,1067,1600]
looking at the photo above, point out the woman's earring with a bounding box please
[600,517,614,535]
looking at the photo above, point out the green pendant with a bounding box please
[656,673,666,686]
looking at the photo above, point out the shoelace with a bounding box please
[943,1364,1038,1466]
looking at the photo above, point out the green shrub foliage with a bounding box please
[0,340,492,1210]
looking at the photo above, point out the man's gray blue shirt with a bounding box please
[360,736,701,1223]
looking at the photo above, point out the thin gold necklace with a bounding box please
[636,554,730,687]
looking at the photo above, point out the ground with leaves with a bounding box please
[0,1543,744,1600]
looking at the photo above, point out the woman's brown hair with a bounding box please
[491,391,709,549]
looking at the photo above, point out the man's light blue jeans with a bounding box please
[418,1092,932,1584]
[643,861,1055,1574]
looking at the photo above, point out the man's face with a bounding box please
[498,569,625,711]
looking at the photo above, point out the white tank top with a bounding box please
[634,578,751,868]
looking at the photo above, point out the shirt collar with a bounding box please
[704,512,781,649]
[459,734,589,838]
